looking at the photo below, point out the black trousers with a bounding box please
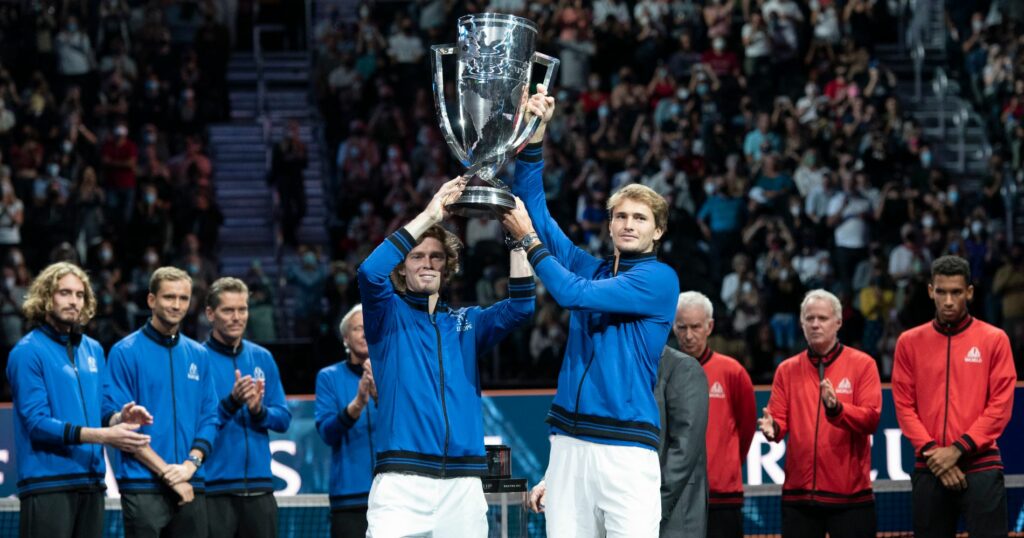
[707,506,744,538]
[206,493,278,538]
[912,469,1008,538]
[781,503,876,538]
[330,507,368,538]
[122,491,208,538]
[19,490,104,538]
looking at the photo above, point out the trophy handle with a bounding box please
[508,52,560,153]
[431,44,470,166]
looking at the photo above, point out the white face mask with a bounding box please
[971,221,984,235]
[704,182,716,195]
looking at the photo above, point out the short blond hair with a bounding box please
[390,225,462,294]
[207,277,249,309]
[606,183,669,233]
[801,289,842,320]
[149,266,193,295]
[22,262,97,325]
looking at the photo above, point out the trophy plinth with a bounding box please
[431,13,559,218]
[448,186,516,218]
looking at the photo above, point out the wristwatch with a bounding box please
[503,233,523,251]
[187,454,204,469]
[519,232,539,250]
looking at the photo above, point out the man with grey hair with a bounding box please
[758,289,881,537]
[674,291,755,538]
[656,293,710,537]
[315,304,377,537]
[203,277,291,538]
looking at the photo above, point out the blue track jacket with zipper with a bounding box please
[204,337,291,495]
[8,324,107,497]
[316,360,375,510]
[103,322,219,493]
[514,144,679,450]
[357,228,535,477]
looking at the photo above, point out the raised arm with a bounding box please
[474,248,536,353]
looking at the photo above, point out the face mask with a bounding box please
[62,140,73,154]
[669,103,681,116]
[144,252,158,265]
[303,252,317,266]
[598,105,609,118]
[971,221,984,235]
[1,184,11,196]
[589,79,600,90]
[99,249,113,262]
[779,269,789,281]
[144,192,157,204]
[10,253,22,265]
[920,151,932,168]
[972,20,984,33]
[3,277,13,289]
[922,215,935,228]
[360,202,373,216]
[696,83,709,96]
[790,205,801,217]
[47,163,60,177]
[712,38,725,52]
[144,132,157,145]
[704,182,716,195]
[115,126,128,137]
[335,273,349,286]
[145,80,158,92]
[67,23,78,32]
[387,148,400,159]
[677,88,690,100]
[359,6,370,18]
[391,202,405,215]
[187,263,199,275]
[947,188,959,205]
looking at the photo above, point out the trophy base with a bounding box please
[448,186,515,218]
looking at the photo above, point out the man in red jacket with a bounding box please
[758,289,881,537]
[674,291,755,538]
[892,255,1016,538]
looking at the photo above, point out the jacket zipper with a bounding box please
[942,334,951,444]
[234,356,250,493]
[572,356,597,432]
[812,365,822,498]
[168,348,180,464]
[430,313,450,475]
[67,339,92,461]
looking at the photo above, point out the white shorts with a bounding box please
[365,473,488,538]
[544,435,661,538]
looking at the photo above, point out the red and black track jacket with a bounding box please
[698,348,756,507]
[892,315,1016,474]
[766,343,881,507]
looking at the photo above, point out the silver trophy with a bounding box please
[431,13,559,218]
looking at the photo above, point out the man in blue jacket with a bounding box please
[9,262,153,538]
[501,85,679,537]
[203,277,291,538]
[357,177,535,537]
[104,267,219,538]
[315,304,377,538]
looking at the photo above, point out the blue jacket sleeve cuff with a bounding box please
[518,143,543,163]
[250,405,268,423]
[191,438,212,459]
[64,424,83,445]
[526,245,551,267]
[220,395,242,415]
[507,276,536,299]
[338,409,357,428]
[387,229,416,257]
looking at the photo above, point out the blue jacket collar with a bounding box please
[400,291,449,313]
[142,321,180,348]
[38,322,82,347]
[608,251,658,273]
[206,334,243,357]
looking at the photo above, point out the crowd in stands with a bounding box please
[0,0,232,398]
[315,0,1024,385]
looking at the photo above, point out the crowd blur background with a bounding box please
[0,0,1022,399]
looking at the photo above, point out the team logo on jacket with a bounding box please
[452,309,473,332]
[709,382,726,399]
[86,356,98,373]
[187,363,200,381]
[964,346,982,363]
[836,378,853,395]
[253,366,265,381]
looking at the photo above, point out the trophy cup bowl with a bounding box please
[431,13,559,218]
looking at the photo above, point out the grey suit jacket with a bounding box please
[656,346,710,538]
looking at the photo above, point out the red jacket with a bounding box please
[698,348,756,506]
[766,343,881,506]
[892,316,1016,474]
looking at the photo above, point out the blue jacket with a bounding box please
[514,145,679,450]
[8,325,107,497]
[103,322,219,493]
[204,337,291,495]
[357,228,535,478]
[315,360,375,510]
